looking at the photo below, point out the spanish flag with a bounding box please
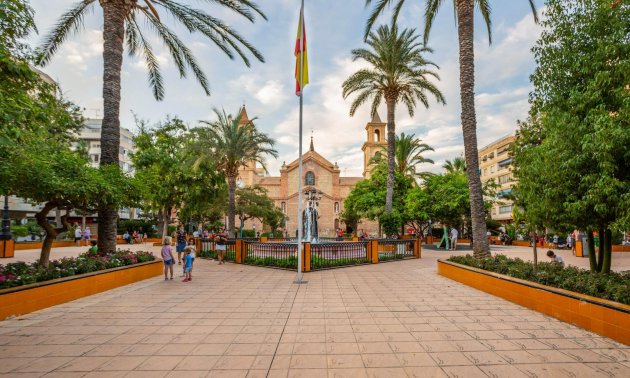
[294,1,308,96]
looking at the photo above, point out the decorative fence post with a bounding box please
[195,238,201,255]
[303,242,311,272]
[370,239,379,264]
[235,240,243,264]
[414,238,421,258]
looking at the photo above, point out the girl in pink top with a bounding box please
[161,236,175,280]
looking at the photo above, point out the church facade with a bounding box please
[238,107,387,237]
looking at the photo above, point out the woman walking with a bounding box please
[215,229,228,264]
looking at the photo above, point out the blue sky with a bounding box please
[31,0,544,176]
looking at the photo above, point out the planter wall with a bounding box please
[0,260,162,321]
[437,259,630,346]
[14,240,76,251]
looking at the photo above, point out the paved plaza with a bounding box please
[0,247,629,377]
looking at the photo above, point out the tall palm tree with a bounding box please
[193,109,277,237]
[37,0,266,252]
[443,156,466,174]
[342,24,445,214]
[364,0,537,258]
[370,132,435,181]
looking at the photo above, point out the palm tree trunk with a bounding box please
[385,100,396,213]
[227,175,237,237]
[457,0,490,258]
[97,1,126,253]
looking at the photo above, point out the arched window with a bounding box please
[281,202,286,213]
[374,129,380,142]
[305,171,315,186]
[334,202,340,213]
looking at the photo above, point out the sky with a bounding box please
[30,0,544,177]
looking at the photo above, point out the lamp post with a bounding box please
[1,196,11,241]
[253,224,256,238]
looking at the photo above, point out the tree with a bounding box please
[38,0,267,253]
[235,185,279,237]
[370,132,435,182]
[193,109,278,237]
[342,24,445,215]
[442,157,466,174]
[513,0,630,274]
[364,0,538,258]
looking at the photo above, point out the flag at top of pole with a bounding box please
[294,0,308,96]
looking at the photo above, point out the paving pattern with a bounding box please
[0,254,628,377]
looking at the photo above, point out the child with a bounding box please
[161,236,175,280]
[183,249,193,282]
[546,250,565,267]
[87,240,98,255]
[183,238,196,276]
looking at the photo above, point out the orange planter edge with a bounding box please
[0,260,163,321]
[437,259,630,346]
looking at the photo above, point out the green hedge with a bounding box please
[447,254,630,305]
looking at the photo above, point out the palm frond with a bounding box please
[127,17,165,100]
[36,0,97,65]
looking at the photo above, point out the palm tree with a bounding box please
[364,0,537,258]
[342,24,445,214]
[370,132,435,181]
[37,0,266,252]
[443,156,466,174]
[193,109,277,237]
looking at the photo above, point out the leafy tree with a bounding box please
[192,109,277,237]
[364,0,538,258]
[132,117,223,237]
[342,24,445,214]
[235,185,278,236]
[370,132,435,182]
[38,0,267,252]
[513,0,630,274]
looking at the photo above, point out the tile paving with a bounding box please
[0,252,628,377]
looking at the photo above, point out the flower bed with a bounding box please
[0,249,155,289]
[447,254,630,305]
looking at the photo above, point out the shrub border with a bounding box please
[437,259,630,346]
[0,260,162,320]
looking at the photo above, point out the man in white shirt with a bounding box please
[74,227,82,246]
[450,227,459,251]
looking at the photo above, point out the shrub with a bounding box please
[448,255,630,305]
[0,250,155,289]
[379,211,402,237]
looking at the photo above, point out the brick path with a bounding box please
[0,254,628,377]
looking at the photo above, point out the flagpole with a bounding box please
[294,0,306,284]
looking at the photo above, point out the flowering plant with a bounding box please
[0,249,155,289]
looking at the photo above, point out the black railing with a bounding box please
[378,239,415,261]
[310,242,369,270]
[243,242,298,270]
[198,238,236,261]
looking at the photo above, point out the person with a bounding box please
[552,234,559,249]
[182,248,194,282]
[74,226,82,246]
[566,233,573,251]
[215,229,227,264]
[83,226,91,246]
[176,227,187,265]
[123,230,131,244]
[546,250,565,267]
[134,230,143,244]
[183,238,196,277]
[161,236,175,280]
[487,230,492,245]
[87,240,98,255]
[193,229,199,238]
[202,229,209,238]
[450,227,459,251]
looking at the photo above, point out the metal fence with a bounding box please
[310,242,369,270]
[243,242,298,270]
[377,239,415,261]
[198,238,236,261]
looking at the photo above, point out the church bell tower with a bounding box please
[361,112,387,178]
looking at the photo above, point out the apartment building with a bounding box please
[479,134,517,224]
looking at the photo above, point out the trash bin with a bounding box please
[581,236,590,257]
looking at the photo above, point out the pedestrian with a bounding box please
[215,229,227,264]
[552,234,559,249]
[87,240,98,255]
[546,250,565,267]
[123,230,130,244]
[83,226,91,246]
[182,249,194,282]
[176,227,187,265]
[193,229,199,238]
[566,233,573,251]
[202,229,209,238]
[161,236,175,280]
[74,226,82,246]
[183,238,196,276]
[450,227,459,251]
